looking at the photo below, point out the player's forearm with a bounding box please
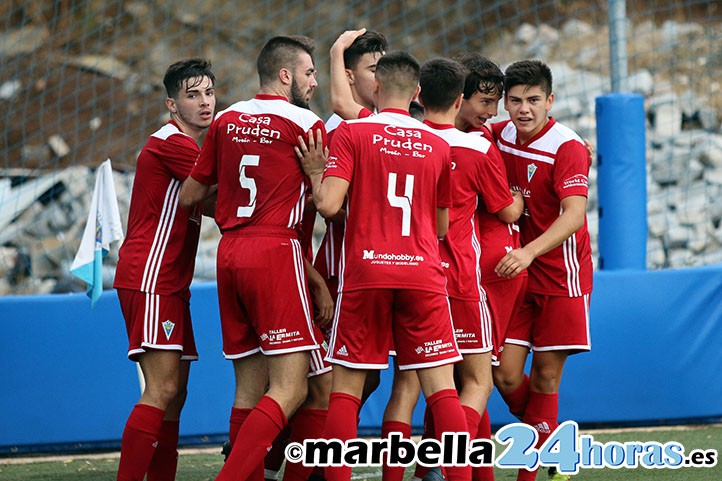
[179,176,210,209]
[330,38,363,120]
[436,207,449,238]
[313,183,342,218]
[200,185,217,217]
[522,202,585,260]
[495,191,524,224]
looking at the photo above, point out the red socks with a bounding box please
[282,409,328,481]
[501,375,530,420]
[427,389,471,481]
[116,403,165,481]
[381,420,412,481]
[474,410,494,481]
[412,406,435,480]
[323,392,362,481]
[265,424,291,481]
[218,397,288,481]
[516,391,559,481]
[146,420,180,481]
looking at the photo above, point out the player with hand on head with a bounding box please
[113,58,216,481]
[179,35,327,481]
[298,50,470,481]
[491,59,593,481]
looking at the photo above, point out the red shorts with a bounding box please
[309,323,332,377]
[117,289,198,361]
[482,276,527,364]
[217,234,319,359]
[327,289,462,370]
[450,297,492,354]
[506,291,591,353]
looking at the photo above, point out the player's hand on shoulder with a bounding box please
[295,128,327,177]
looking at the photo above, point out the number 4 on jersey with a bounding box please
[387,172,414,236]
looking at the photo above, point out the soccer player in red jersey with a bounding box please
[452,55,528,481]
[317,28,387,300]
[179,36,327,481]
[407,57,525,481]
[492,60,593,481]
[113,58,216,481]
[299,51,470,481]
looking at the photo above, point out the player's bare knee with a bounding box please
[304,374,332,409]
[493,368,522,394]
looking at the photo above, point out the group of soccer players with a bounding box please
[113,27,593,481]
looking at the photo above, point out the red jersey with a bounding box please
[314,109,374,279]
[324,109,451,294]
[114,121,202,299]
[467,125,525,285]
[191,94,326,234]
[424,121,510,300]
[492,118,593,297]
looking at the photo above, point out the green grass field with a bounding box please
[1,425,720,481]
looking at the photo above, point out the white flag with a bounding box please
[70,159,124,306]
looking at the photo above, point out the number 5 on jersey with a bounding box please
[387,172,414,237]
[237,154,259,218]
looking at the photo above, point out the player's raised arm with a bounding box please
[330,29,368,119]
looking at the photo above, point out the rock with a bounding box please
[561,19,595,37]
[515,23,537,44]
[48,135,71,158]
[647,237,666,268]
[663,218,692,249]
[698,107,719,131]
[652,102,683,138]
[667,248,701,268]
[0,80,21,100]
[21,144,51,164]
[0,27,49,57]
[0,246,18,279]
[647,211,668,238]
[64,55,132,81]
[627,70,654,96]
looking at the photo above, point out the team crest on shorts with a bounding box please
[162,320,175,340]
[527,163,538,182]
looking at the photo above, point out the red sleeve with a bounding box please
[190,120,219,186]
[357,107,373,119]
[554,140,590,199]
[323,121,354,183]
[476,146,513,214]
[436,147,452,208]
[150,133,199,181]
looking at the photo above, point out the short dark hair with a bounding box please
[419,58,466,112]
[375,51,420,97]
[343,30,388,69]
[163,58,215,98]
[504,59,553,97]
[408,100,424,121]
[454,52,504,100]
[257,35,316,87]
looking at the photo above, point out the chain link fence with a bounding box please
[1,1,721,295]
